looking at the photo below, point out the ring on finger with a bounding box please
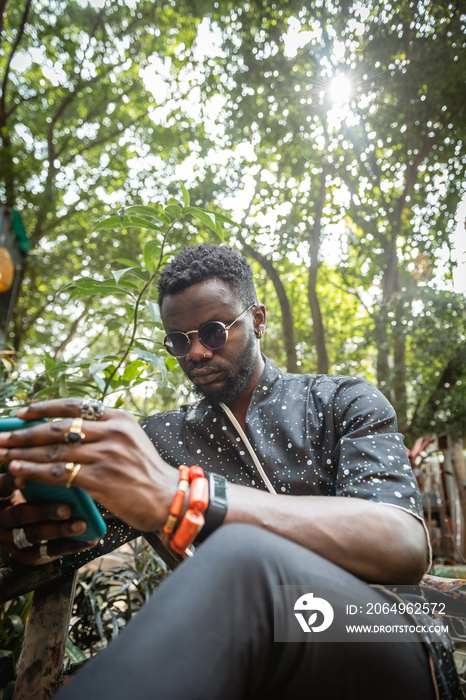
[80,398,104,421]
[65,462,81,488]
[12,527,34,549]
[39,540,51,560]
[65,417,86,445]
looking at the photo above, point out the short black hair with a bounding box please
[157,243,257,307]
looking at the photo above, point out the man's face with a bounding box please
[160,278,263,404]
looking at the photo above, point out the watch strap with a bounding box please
[194,472,228,544]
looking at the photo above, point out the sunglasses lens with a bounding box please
[199,322,227,350]
[164,333,190,357]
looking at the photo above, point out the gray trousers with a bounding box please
[55,524,438,700]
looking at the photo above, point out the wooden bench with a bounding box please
[0,532,182,700]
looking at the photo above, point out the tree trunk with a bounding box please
[406,343,466,443]
[306,164,329,375]
[393,296,408,431]
[239,237,299,373]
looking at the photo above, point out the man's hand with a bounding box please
[0,399,179,535]
[0,473,97,565]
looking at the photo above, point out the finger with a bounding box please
[16,399,115,421]
[0,472,16,497]
[0,443,92,467]
[8,460,89,490]
[11,538,99,566]
[0,417,101,449]
[1,500,73,528]
[16,518,88,544]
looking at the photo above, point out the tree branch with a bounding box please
[0,0,32,114]
[52,300,94,361]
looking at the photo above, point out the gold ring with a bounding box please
[65,462,81,488]
[65,417,86,445]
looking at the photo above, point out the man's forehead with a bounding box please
[160,278,240,327]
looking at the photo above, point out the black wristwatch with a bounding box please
[195,472,228,544]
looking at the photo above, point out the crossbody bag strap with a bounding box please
[219,402,277,495]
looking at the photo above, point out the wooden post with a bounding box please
[13,573,77,700]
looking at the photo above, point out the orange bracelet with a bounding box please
[169,466,209,553]
[163,465,190,536]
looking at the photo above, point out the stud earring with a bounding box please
[256,329,263,339]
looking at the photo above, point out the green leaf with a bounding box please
[94,375,107,393]
[133,348,167,378]
[65,639,88,664]
[113,395,124,409]
[168,197,182,208]
[182,207,220,235]
[124,303,136,321]
[124,215,163,232]
[124,268,151,282]
[122,360,146,382]
[7,615,24,635]
[114,257,141,267]
[215,218,224,241]
[180,182,190,207]
[165,356,179,371]
[44,356,56,370]
[164,204,182,219]
[196,208,242,228]
[71,280,136,299]
[125,205,170,224]
[94,215,122,231]
[111,267,138,284]
[59,375,68,397]
[147,301,161,323]
[74,278,106,290]
[89,361,113,376]
[143,240,161,272]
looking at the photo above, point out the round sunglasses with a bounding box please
[163,303,256,358]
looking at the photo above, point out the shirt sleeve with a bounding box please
[332,378,424,521]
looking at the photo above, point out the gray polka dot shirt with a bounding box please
[141,357,423,522]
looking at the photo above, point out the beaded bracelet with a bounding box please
[163,465,209,553]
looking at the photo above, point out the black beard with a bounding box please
[192,332,256,405]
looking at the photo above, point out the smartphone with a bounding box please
[0,417,107,541]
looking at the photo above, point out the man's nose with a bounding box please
[186,335,212,361]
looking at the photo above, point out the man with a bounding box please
[0,244,459,699]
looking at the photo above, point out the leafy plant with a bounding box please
[0,593,33,700]
[0,188,240,415]
[68,539,169,660]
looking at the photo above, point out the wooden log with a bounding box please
[13,574,77,700]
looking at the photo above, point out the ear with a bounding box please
[253,304,266,338]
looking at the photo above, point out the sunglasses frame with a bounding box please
[163,303,257,358]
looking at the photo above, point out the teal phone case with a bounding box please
[0,417,107,542]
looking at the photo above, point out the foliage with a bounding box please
[0,0,465,439]
[0,189,239,414]
[68,539,168,659]
[0,593,32,699]
[0,0,212,353]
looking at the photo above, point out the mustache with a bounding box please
[187,361,227,378]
